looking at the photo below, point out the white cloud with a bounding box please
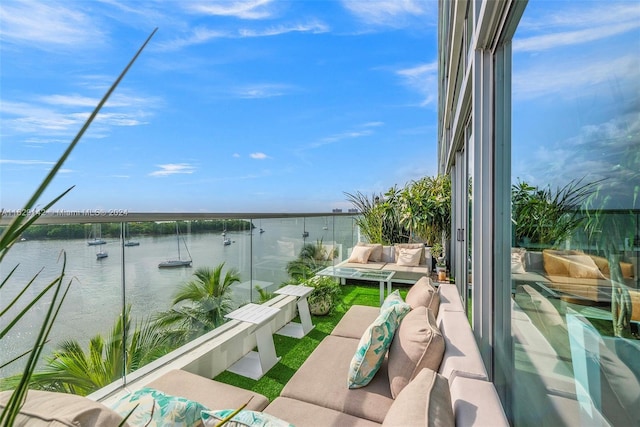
[514,21,640,53]
[149,163,196,177]
[0,159,55,165]
[1,91,159,137]
[250,152,269,159]
[185,0,277,20]
[239,21,329,37]
[396,62,438,106]
[341,0,433,27]
[233,153,241,158]
[513,54,639,100]
[232,83,293,99]
[159,21,328,51]
[0,0,104,49]
[515,3,640,52]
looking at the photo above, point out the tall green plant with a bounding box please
[512,178,599,246]
[344,190,407,244]
[0,28,156,426]
[397,175,451,246]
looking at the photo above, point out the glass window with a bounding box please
[511,1,640,425]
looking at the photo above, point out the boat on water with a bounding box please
[124,223,140,246]
[223,236,231,246]
[96,250,108,259]
[302,231,309,238]
[159,223,192,268]
[88,224,107,246]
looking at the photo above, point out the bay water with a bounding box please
[0,216,357,377]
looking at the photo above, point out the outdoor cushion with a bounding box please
[437,283,464,312]
[0,390,125,426]
[512,248,527,274]
[110,387,208,427]
[396,247,422,266]
[264,397,381,427]
[394,243,426,264]
[348,245,374,263]
[382,368,454,427]
[405,276,440,316]
[348,301,411,388]
[437,310,488,381]
[280,335,395,423]
[449,376,509,426]
[380,289,407,311]
[387,307,445,398]
[564,254,606,279]
[357,242,384,262]
[146,369,269,411]
[202,409,293,427]
[331,305,380,339]
[381,245,395,263]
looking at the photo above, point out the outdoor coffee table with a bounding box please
[224,303,281,380]
[317,266,396,305]
[274,284,315,338]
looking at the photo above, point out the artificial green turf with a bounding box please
[213,283,408,401]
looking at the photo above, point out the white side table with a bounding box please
[224,303,281,380]
[274,285,315,338]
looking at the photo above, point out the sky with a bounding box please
[511,1,640,210]
[0,0,439,213]
[1,1,638,214]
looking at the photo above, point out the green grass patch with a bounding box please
[213,283,407,401]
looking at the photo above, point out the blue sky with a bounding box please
[512,1,639,209]
[1,1,638,213]
[0,0,438,213]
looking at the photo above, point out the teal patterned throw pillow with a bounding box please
[380,289,405,312]
[347,300,411,389]
[202,409,294,427]
[110,387,208,427]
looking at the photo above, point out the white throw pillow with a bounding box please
[396,248,422,267]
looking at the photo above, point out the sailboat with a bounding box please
[96,244,108,259]
[93,224,108,259]
[223,236,231,246]
[159,223,192,268]
[87,224,106,246]
[124,223,140,247]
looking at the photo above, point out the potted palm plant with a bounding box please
[301,276,342,316]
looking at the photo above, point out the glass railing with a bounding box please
[0,213,359,396]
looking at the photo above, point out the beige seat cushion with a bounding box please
[331,305,380,339]
[436,310,488,381]
[387,307,445,398]
[265,397,381,427]
[280,335,394,424]
[382,368,454,427]
[449,376,509,426]
[405,276,440,316]
[0,390,125,426]
[436,283,464,312]
[146,369,269,411]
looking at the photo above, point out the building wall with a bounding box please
[438,1,639,425]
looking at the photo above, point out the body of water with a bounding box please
[0,216,358,377]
